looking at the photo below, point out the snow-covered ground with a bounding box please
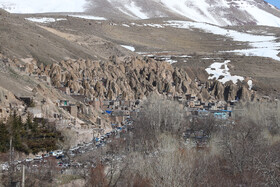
[159,0,230,26]
[205,60,244,84]
[115,20,280,61]
[247,80,253,90]
[233,0,280,27]
[1,0,280,27]
[124,2,149,19]
[0,0,87,13]
[68,15,107,20]
[121,45,135,52]
[25,17,67,23]
[122,24,130,27]
[165,20,280,61]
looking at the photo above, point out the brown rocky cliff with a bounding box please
[39,56,254,101]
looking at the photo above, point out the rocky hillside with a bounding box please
[20,55,253,102]
[0,9,131,64]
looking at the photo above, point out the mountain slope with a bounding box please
[1,0,280,26]
[0,9,133,64]
[85,0,280,26]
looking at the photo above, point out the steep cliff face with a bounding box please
[45,56,193,100]
[206,80,254,102]
[0,52,255,105]
[30,55,253,102]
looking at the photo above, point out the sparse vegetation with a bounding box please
[82,97,280,187]
[0,112,63,155]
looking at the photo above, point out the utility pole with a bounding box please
[22,165,25,187]
[9,137,13,186]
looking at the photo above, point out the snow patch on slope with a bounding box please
[165,20,280,61]
[107,0,149,19]
[68,15,107,20]
[247,80,253,90]
[25,17,67,23]
[234,0,280,27]
[159,0,280,27]
[124,2,149,19]
[206,60,244,84]
[159,0,230,25]
[121,45,135,51]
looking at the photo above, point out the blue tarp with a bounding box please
[220,110,232,113]
[214,112,228,119]
[106,110,113,114]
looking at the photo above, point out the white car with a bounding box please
[42,153,49,158]
[25,158,33,162]
[34,155,43,160]
[0,163,9,171]
[56,150,63,155]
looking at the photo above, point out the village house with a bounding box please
[185,94,192,101]
[109,115,125,125]
[71,95,86,103]
[39,75,51,85]
[194,100,201,106]
[59,100,70,107]
[187,100,195,108]
[27,107,43,119]
[96,117,102,127]
[19,96,33,106]
[60,105,78,118]
[0,106,10,122]
[120,100,130,107]
[174,96,183,103]
[112,110,130,117]
[113,100,120,107]
[89,98,102,110]
[53,113,62,119]
[102,100,110,107]
[58,87,71,95]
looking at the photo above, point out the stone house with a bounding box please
[89,98,102,110]
[0,106,9,121]
[58,87,70,95]
[19,96,33,106]
[59,100,70,107]
[109,115,125,124]
[40,75,51,84]
[61,105,78,118]
[185,94,192,101]
[27,107,43,118]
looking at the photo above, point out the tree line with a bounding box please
[0,111,63,155]
[84,96,280,187]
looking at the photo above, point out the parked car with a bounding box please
[34,155,43,160]
[57,162,63,167]
[56,155,65,159]
[0,163,9,171]
[42,153,49,158]
[56,150,63,155]
[25,158,33,162]
[96,143,102,148]
[49,151,56,156]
